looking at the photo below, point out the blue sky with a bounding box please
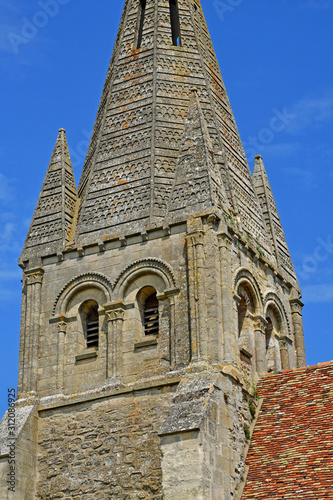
[0,0,332,417]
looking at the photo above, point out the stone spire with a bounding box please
[20,129,78,264]
[168,89,229,216]
[252,155,298,285]
[75,0,271,253]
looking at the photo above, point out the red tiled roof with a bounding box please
[242,362,333,499]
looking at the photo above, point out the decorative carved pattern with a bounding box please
[26,220,62,247]
[52,258,178,316]
[234,268,264,307]
[264,292,291,335]
[37,194,62,213]
[25,269,44,285]
[22,129,78,255]
[52,272,113,316]
[105,308,125,322]
[57,321,67,334]
[89,159,151,190]
[79,184,151,229]
[73,0,276,262]
[254,316,268,332]
[114,257,177,293]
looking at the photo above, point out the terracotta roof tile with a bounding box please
[242,362,333,499]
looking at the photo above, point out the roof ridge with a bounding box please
[260,361,333,381]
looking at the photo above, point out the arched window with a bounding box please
[265,308,282,372]
[238,296,247,337]
[237,285,256,378]
[143,291,159,336]
[169,0,181,46]
[237,285,255,352]
[80,300,99,349]
[136,0,146,49]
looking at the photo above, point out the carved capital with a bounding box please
[253,315,268,332]
[25,268,44,285]
[207,213,220,229]
[279,335,291,350]
[104,302,126,322]
[193,231,204,246]
[186,231,205,248]
[217,230,233,248]
[53,315,69,334]
[57,321,67,334]
[106,309,125,322]
[290,298,304,314]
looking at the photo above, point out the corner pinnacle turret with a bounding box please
[20,129,78,264]
[252,155,298,285]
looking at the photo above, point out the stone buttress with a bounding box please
[0,1,306,499]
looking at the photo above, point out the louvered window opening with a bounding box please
[86,319,99,348]
[144,295,159,335]
[137,0,146,49]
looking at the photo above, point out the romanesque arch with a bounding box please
[114,257,178,299]
[263,293,291,371]
[52,272,113,316]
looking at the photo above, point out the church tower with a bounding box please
[0,1,305,498]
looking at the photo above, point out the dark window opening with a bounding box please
[237,296,247,336]
[137,0,146,49]
[169,0,181,46]
[86,305,99,348]
[144,292,159,335]
[265,317,273,350]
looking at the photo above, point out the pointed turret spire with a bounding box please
[75,0,271,254]
[252,155,298,285]
[21,129,78,263]
[168,89,229,216]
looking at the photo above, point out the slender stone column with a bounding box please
[157,288,180,369]
[186,228,207,362]
[194,231,207,360]
[105,304,125,380]
[21,268,44,394]
[290,298,306,367]
[57,320,67,392]
[168,297,176,368]
[186,234,198,361]
[218,232,234,365]
[253,316,268,375]
[279,337,290,370]
[17,278,27,396]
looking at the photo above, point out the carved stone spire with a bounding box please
[75,0,270,253]
[252,155,298,285]
[168,89,229,217]
[20,129,78,263]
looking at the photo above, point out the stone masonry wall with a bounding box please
[200,376,252,498]
[37,386,176,499]
[159,371,254,500]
